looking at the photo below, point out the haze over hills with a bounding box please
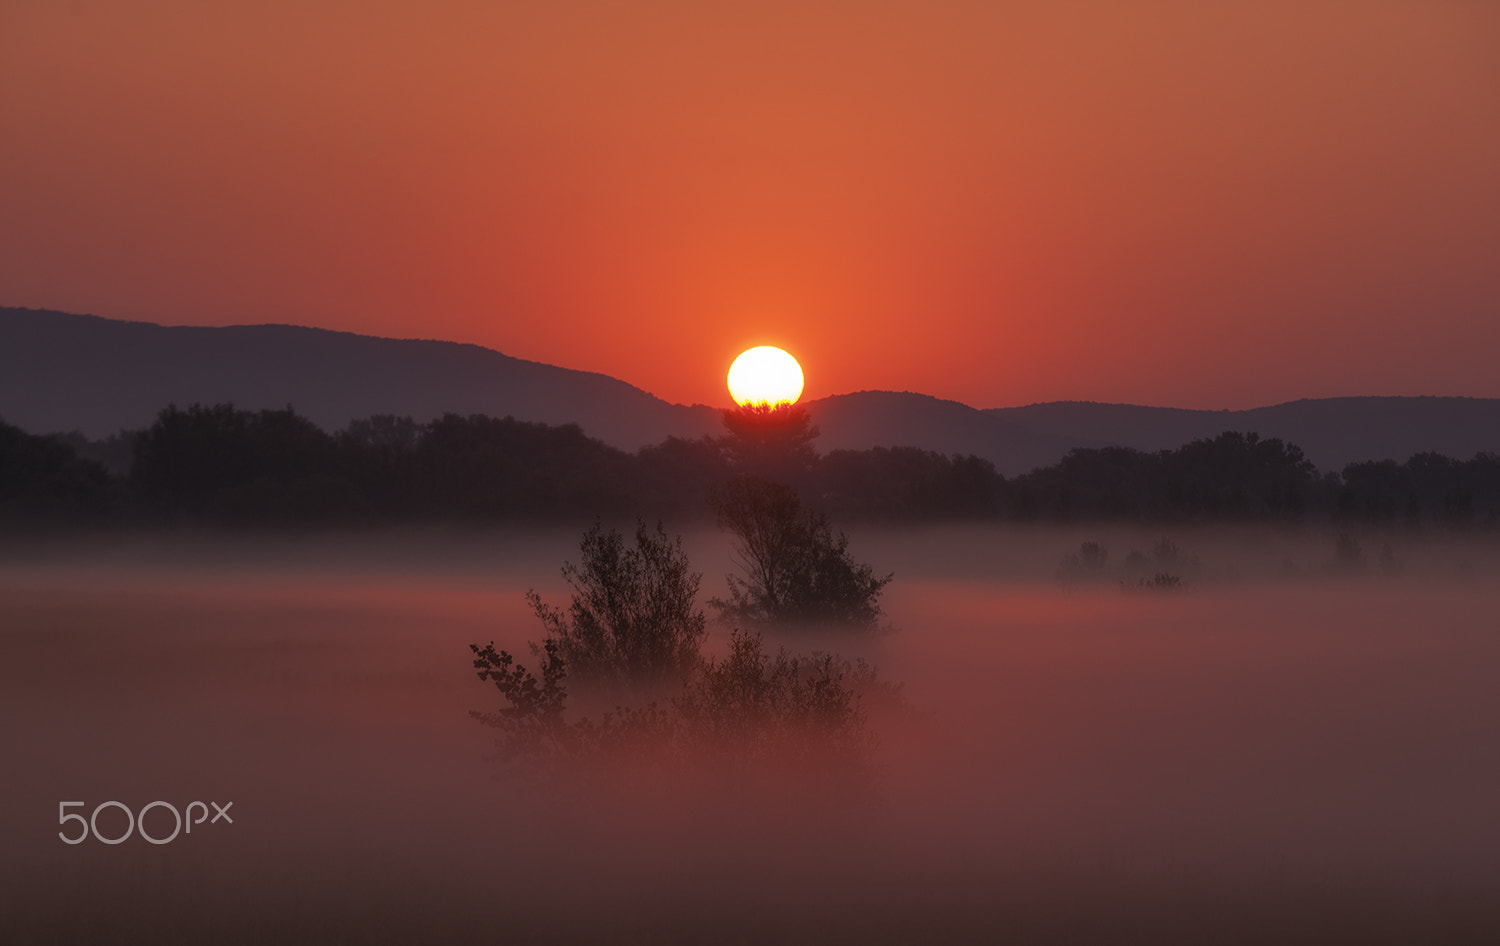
[4,306,1499,475]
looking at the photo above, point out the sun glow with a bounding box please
[727,347,804,407]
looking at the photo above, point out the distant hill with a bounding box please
[0,307,721,450]
[807,393,1500,475]
[4,307,1498,475]
[805,392,1080,476]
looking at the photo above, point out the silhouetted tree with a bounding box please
[32,397,1496,530]
[812,446,1003,519]
[49,430,138,476]
[527,521,707,692]
[342,414,423,450]
[709,476,892,630]
[130,403,359,523]
[1011,432,1319,523]
[0,420,114,525]
[718,403,819,483]
[634,435,732,516]
[412,413,634,520]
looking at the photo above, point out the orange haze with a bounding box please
[2,1,1498,409]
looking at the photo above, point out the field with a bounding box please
[3,526,1499,943]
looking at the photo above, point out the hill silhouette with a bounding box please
[0,307,721,450]
[806,392,1080,476]
[4,307,1499,474]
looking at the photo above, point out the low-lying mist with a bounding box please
[3,525,1499,943]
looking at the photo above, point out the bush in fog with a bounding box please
[469,629,880,786]
[1378,543,1404,576]
[1122,573,1184,593]
[709,475,892,630]
[1334,532,1367,573]
[674,629,876,779]
[471,521,891,787]
[469,639,576,771]
[526,521,707,691]
[470,638,680,775]
[1058,541,1110,583]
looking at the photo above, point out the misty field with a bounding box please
[3,526,1499,944]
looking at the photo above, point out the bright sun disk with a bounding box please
[728,347,804,407]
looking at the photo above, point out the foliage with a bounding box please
[813,446,1000,519]
[1058,540,1110,583]
[15,403,1500,529]
[409,413,634,519]
[469,629,878,787]
[1334,532,1368,572]
[1015,432,1320,522]
[709,475,893,630]
[1339,451,1500,529]
[527,521,708,691]
[1122,572,1184,592]
[0,419,114,525]
[472,520,890,788]
[717,403,819,481]
[673,630,876,781]
[130,403,360,522]
[632,435,731,516]
[469,638,574,772]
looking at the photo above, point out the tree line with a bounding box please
[1,402,1497,529]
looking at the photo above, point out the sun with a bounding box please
[727,346,804,407]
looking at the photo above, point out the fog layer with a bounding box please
[3,527,1498,943]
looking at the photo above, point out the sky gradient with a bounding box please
[3,1,1498,409]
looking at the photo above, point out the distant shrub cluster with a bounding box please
[1059,538,1198,592]
[3,405,1499,528]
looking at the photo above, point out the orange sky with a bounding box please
[3,1,1498,409]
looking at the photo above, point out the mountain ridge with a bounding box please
[4,306,1498,475]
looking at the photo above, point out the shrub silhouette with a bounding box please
[469,631,879,787]
[469,638,575,772]
[1058,540,1109,583]
[673,629,876,784]
[526,521,707,692]
[709,475,892,630]
[1334,532,1368,573]
[471,523,889,788]
[1122,572,1184,592]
